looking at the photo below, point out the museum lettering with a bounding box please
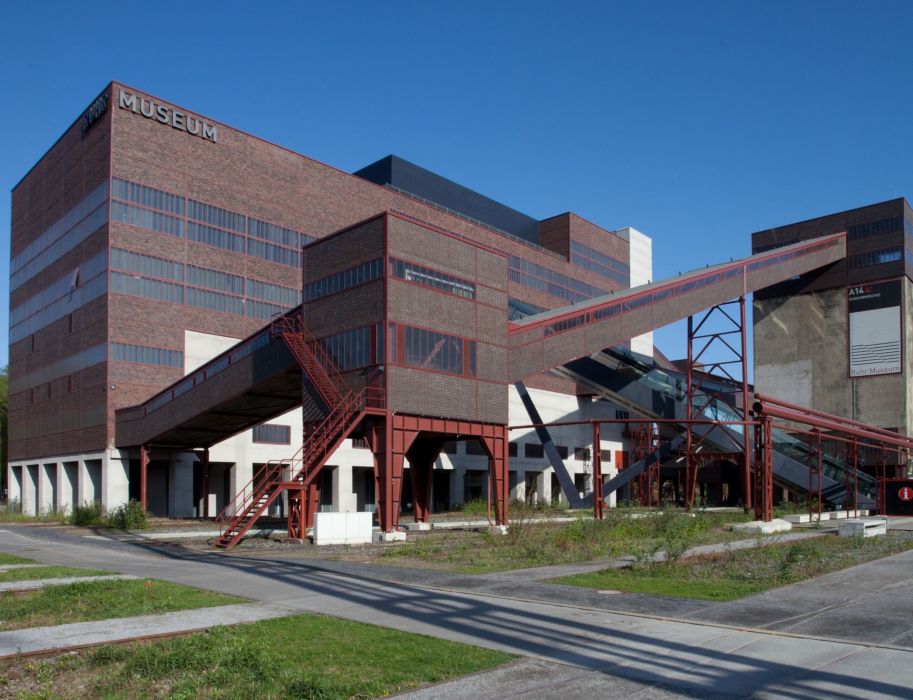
[118,89,217,142]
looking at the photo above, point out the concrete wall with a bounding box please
[754,281,909,432]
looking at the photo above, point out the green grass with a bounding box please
[0,552,34,565]
[0,579,244,631]
[0,565,111,583]
[553,531,913,601]
[383,507,752,573]
[0,613,515,699]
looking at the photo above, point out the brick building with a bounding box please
[7,82,652,519]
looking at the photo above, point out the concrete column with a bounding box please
[513,468,526,502]
[332,463,355,512]
[169,453,195,517]
[540,470,552,504]
[103,452,130,509]
[7,465,22,506]
[450,468,465,509]
[60,462,79,514]
[23,465,39,515]
[39,463,57,514]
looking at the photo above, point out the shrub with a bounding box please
[69,502,105,527]
[104,501,148,530]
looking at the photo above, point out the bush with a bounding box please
[69,502,105,527]
[105,501,148,530]
[68,500,148,530]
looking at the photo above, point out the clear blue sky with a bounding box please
[2,1,912,369]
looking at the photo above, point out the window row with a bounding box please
[112,201,184,237]
[11,250,107,326]
[247,278,300,306]
[570,251,630,286]
[847,246,903,268]
[390,257,475,299]
[187,287,245,315]
[188,199,246,234]
[848,216,904,241]
[246,299,288,321]
[509,256,607,304]
[248,218,313,250]
[252,423,292,444]
[507,297,546,321]
[111,248,184,282]
[187,265,245,294]
[388,323,477,377]
[110,342,184,368]
[110,272,184,304]
[11,272,107,344]
[304,258,383,302]
[187,221,245,253]
[112,177,185,216]
[12,182,109,291]
[111,177,305,269]
[319,325,383,372]
[247,238,300,267]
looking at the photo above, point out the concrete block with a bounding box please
[373,530,407,543]
[403,522,431,531]
[838,518,887,538]
[783,514,811,524]
[829,510,848,519]
[731,519,793,534]
[313,512,372,545]
[846,509,869,517]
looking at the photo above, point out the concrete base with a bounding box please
[313,512,372,545]
[373,531,407,543]
[838,518,887,538]
[731,519,793,534]
[829,510,848,520]
[489,525,509,536]
[783,513,830,524]
[404,522,432,531]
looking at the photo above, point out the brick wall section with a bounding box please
[11,82,640,458]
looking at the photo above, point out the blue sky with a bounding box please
[2,1,912,369]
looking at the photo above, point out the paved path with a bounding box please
[0,574,137,592]
[3,525,913,698]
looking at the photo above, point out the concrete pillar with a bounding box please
[7,466,22,507]
[23,465,38,515]
[540,470,552,504]
[450,468,465,509]
[332,463,355,512]
[59,462,78,514]
[513,469,526,502]
[169,453,195,517]
[103,452,130,509]
[39,463,57,514]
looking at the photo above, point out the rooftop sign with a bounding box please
[118,89,217,143]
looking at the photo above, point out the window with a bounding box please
[555,445,569,459]
[252,424,291,444]
[186,287,245,315]
[112,201,184,238]
[570,241,630,286]
[574,447,590,461]
[848,247,903,268]
[616,409,630,420]
[113,177,185,217]
[390,323,476,377]
[508,442,518,457]
[110,342,183,368]
[848,216,903,241]
[319,325,383,372]
[304,258,383,302]
[524,443,544,459]
[390,258,475,299]
[509,255,607,303]
[351,437,370,449]
[187,221,245,252]
[441,441,458,455]
[187,265,244,294]
[247,278,299,306]
[112,248,184,281]
[111,272,184,304]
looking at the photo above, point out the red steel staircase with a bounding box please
[215,313,373,549]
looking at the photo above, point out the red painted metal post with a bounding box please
[685,314,696,510]
[140,445,149,511]
[739,296,752,511]
[200,448,210,518]
[592,422,604,520]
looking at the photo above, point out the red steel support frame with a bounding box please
[140,445,149,511]
[685,297,752,511]
[369,413,510,533]
[592,422,604,520]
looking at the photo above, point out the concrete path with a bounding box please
[3,526,913,698]
[0,602,291,658]
[0,564,44,573]
[0,574,137,592]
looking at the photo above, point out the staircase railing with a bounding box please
[272,313,347,407]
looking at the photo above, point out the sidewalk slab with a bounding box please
[0,575,137,592]
[0,602,291,657]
